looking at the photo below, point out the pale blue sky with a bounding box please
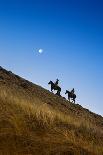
[0,0,103,115]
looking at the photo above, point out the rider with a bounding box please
[55,79,59,86]
[71,88,75,94]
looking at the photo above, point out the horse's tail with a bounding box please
[74,94,76,98]
[59,87,61,91]
[60,87,61,91]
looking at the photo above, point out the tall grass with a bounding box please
[0,85,103,154]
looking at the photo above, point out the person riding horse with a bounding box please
[65,88,76,103]
[54,79,59,86]
[48,79,61,96]
[71,88,75,94]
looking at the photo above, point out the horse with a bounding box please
[48,80,61,96]
[65,90,76,103]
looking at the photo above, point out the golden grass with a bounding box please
[0,85,103,155]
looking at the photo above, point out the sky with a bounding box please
[0,0,103,116]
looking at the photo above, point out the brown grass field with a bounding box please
[0,67,103,155]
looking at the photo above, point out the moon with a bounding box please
[38,49,43,54]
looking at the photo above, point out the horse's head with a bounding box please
[48,81,52,85]
[65,90,68,94]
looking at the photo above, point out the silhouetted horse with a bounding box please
[48,80,61,96]
[65,90,76,103]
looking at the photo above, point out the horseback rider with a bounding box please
[55,79,59,86]
[71,88,75,94]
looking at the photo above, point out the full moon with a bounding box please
[38,49,43,54]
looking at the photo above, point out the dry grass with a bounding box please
[0,86,103,155]
[0,68,103,154]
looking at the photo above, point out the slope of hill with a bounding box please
[0,66,103,155]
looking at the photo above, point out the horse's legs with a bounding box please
[56,90,60,96]
[51,86,53,92]
[73,98,75,103]
[58,90,60,96]
[68,96,70,102]
[58,91,60,96]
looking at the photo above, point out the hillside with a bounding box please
[0,66,103,155]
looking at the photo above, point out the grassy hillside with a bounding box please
[0,66,103,155]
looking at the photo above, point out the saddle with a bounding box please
[70,91,75,97]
